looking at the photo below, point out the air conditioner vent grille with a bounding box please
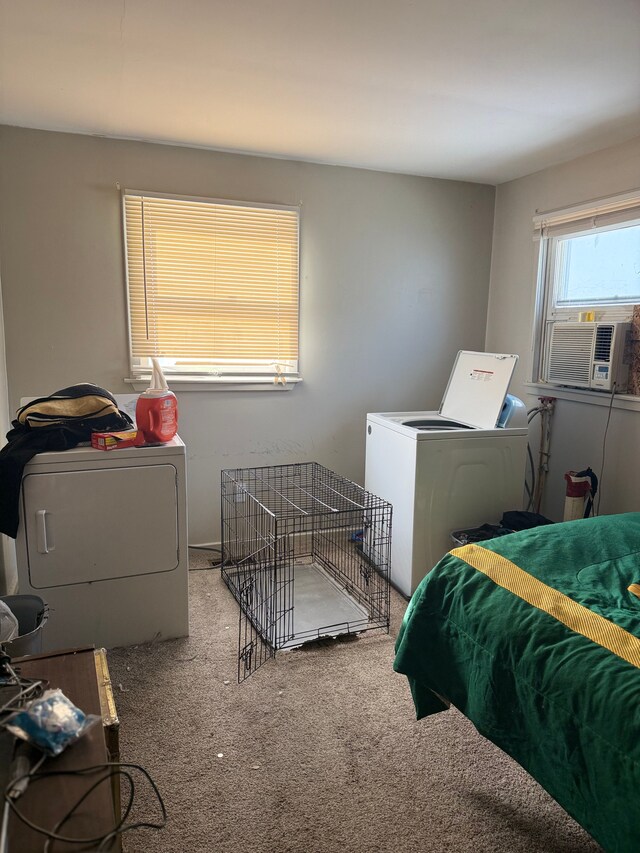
[546,325,594,386]
[543,321,630,391]
[594,325,614,361]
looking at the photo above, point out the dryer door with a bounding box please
[22,464,179,588]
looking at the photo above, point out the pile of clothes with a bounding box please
[452,510,553,545]
[0,384,132,538]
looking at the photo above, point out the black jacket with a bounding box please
[0,384,132,538]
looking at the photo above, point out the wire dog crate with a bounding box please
[221,462,392,681]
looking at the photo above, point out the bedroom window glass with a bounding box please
[123,192,300,382]
[552,224,640,308]
[532,190,640,379]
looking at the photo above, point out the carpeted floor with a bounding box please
[107,553,602,853]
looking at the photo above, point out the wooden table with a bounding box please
[4,647,120,852]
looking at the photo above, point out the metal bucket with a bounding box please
[0,595,49,657]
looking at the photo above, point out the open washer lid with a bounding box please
[439,351,519,430]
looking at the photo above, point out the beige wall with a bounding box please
[487,134,640,520]
[0,267,17,593]
[0,126,496,543]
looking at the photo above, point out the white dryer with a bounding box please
[365,352,528,597]
[16,436,189,651]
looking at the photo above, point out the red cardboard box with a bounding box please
[91,429,145,451]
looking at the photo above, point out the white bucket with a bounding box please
[1,595,49,657]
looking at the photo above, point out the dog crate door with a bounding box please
[221,466,296,681]
[236,541,295,682]
[237,570,274,682]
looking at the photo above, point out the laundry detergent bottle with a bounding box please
[135,358,178,444]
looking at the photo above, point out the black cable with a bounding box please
[189,561,222,571]
[7,764,160,847]
[524,409,542,511]
[5,761,166,848]
[0,678,46,722]
[95,772,136,852]
[43,768,135,853]
[188,545,223,571]
[525,443,536,510]
[596,384,616,516]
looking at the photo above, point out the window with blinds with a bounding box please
[532,188,640,386]
[123,192,300,381]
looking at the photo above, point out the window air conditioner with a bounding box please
[544,321,630,392]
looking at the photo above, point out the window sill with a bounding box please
[125,375,302,392]
[524,382,640,411]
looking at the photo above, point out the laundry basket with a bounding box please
[0,595,49,657]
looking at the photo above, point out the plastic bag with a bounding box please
[4,689,99,756]
[0,600,19,643]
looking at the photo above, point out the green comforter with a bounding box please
[393,512,640,852]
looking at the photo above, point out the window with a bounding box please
[123,191,300,385]
[544,220,640,317]
[532,190,640,384]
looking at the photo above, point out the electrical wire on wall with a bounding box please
[525,397,556,513]
[534,397,556,513]
[524,405,544,511]
[596,383,617,516]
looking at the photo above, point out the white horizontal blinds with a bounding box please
[124,194,299,368]
[533,190,640,239]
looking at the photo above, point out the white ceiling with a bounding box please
[1,0,639,185]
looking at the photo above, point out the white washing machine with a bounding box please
[365,352,528,597]
[15,436,189,651]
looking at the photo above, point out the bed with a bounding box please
[393,512,640,852]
